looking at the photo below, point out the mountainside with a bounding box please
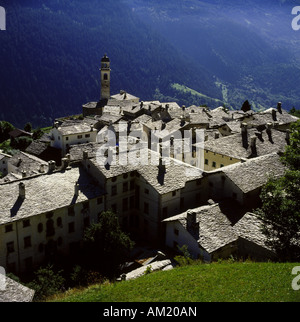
[0,0,299,128]
[0,0,220,128]
[123,0,300,111]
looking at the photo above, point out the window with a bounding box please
[37,223,43,233]
[85,134,90,138]
[104,73,108,80]
[130,180,135,191]
[68,222,75,233]
[77,135,83,139]
[144,202,149,215]
[205,159,208,165]
[130,171,135,177]
[6,242,14,253]
[212,161,217,168]
[123,198,128,212]
[111,177,117,183]
[123,182,128,193]
[68,206,75,216]
[5,224,13,233]
[123,173,128,179]
[46,219,55,237]
[24,236,31,249]
[111,185,117,196]
[66,137,69,141]
[220,164,224,168]
[23,219,30,228]
[57,217,63,227]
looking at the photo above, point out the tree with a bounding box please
[0,121,15,143]
[257,120,300,261]
[83,211,134,279]
[27,265,65,301]
[290,107,300,118]
[241,100,251,112]
[24,122,32,133]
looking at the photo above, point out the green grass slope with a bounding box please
[49,261,300,302]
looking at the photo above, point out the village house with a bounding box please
[201,124,289,171]
[81,148,205,244]
[0,152,11,177]
[0,166,105,274]
[163,204,277,262]
[0,151,49,183]
[50,122,97,156]
[204,152,286,209]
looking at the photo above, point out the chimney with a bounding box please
[272,109,277,121]
[266,123,273,142]
[90,125,94,132]
[54,121,59,129]
[182,105,186,111]
[180,117,185,127]
[214,132,220,139]
[140,101,144,109]
[22,170,27,178]
[277,102,282,114]
[165,104,169,112]
[186,210,199,239]
[158,141,166,175]
[48,160,56,173]
[241,123,248,148]
[19,182,25,199]
[61,157,69,170]
[83,150,88,160]
[74,182,79,197]
[161,122,166,130]
[39,164,45,173]
[250,136,257,156]
[255,131,263,141]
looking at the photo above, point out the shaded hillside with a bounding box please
[124,0,300,111]
[0,0,221,128]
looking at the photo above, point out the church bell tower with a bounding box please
[100,54,111,101]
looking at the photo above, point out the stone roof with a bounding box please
[203,127,288,160]
[89,149,203,194]
[233,212,274,252]
[0,151,49,182]
[0,166,104,225]
[56,123,96,136]
[111,92,139,102]
[0,275,35,302]
[0,152,11,161]
[69,142,103,162]
[219,153,286,194]
[164,203,238,254]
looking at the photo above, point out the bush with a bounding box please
[27,265,65,301]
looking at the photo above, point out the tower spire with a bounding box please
[100,54,111,101]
